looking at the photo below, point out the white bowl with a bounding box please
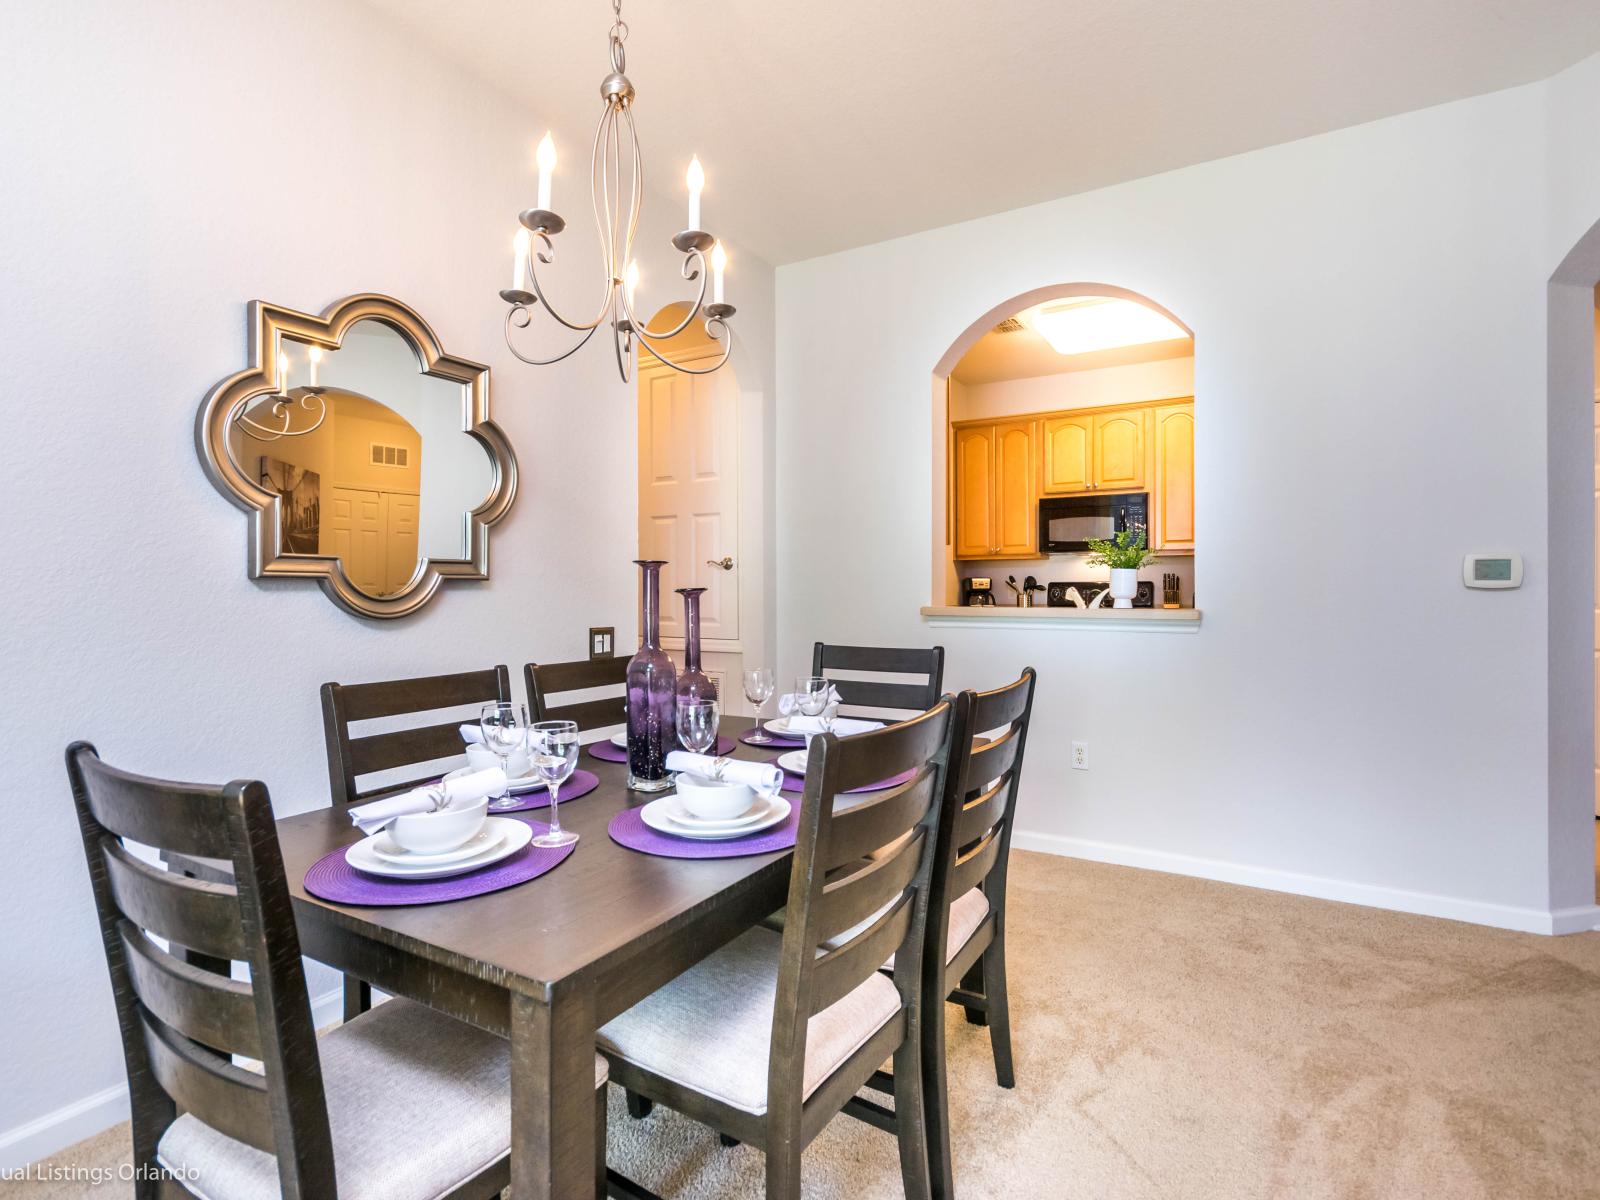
[466,743,532,779]
[388,796,489,855]
[675,774,757,821]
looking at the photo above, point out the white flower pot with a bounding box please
[1108,568,1138,609]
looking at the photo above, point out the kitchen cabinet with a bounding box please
[1151,402,1194,552]
[1041,414,1092,493]
[1040,409,1145,493]
[953,418,1038,559]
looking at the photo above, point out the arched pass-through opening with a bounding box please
[929,283,1196,610]
[1547,220,1600,924]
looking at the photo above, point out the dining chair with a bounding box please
[855,667,1037,1200]
[320,666,512,1019]
[597,700,956,1200]
[63,741,610,1200]
[811,642,946,719]
[524,656,629,735]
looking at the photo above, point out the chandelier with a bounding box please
[498,0,735,382]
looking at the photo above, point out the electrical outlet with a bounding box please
[588,626,615,660]
[1071,741,1089,770]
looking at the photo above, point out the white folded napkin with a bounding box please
[665,751,782,795]
[777,685,841,716]
[459,724,485,745]
[782,713,884,737]
[348,767,507,836]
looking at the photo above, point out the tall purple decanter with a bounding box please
[626,560,677,792]
[674,586,717,708]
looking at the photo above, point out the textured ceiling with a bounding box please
[363,0,1600,264]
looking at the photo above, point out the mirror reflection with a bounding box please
[227,320,495,597]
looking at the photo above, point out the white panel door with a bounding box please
[638,356,740,644]
[328,486,386,595]
[386,492,420,594]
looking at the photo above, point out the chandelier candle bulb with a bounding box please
[308,345,322,387]
[712,242,727,304]
[686,155,704,231]
[277,351,289,388]
[535,132,556,212]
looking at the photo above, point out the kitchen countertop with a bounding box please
[919,605,1201,632]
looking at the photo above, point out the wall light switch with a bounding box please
[588,626,615,660]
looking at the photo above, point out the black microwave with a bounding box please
[1038,492,1148,553]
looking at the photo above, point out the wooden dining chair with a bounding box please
[320,666,512,1019]
[597,700,956,1200]
[811,642,946,719]
[64,741,610,1200]
[524,656,629,736]
[857,667,1037,1200]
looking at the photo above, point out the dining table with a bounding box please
[170,714,807,1200]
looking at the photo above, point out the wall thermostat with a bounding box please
[1462,553,1522,589]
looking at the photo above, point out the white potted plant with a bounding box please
[1085,529,1155,609]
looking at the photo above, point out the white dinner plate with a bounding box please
[659,792,772,831]
[610,732,629,748]
[370,824,506,865]
[762,717,808,739]
[347,817,532,879]
[640,794,791,841]
[776,750,809,776]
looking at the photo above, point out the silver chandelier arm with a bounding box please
[524,225,616,334]
[230,388,328,441]
[503,304,601,365]
[632,319,734,376]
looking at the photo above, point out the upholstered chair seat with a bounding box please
[157,998,607,1200]
[598,928,899,1116]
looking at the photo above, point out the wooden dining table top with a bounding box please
[275,715,794,1002]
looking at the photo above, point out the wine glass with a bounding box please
[742,667,776,743]
[797,675,834,738]
[677,699,720,758]
[528,720,580,848]
[480,701,528,811]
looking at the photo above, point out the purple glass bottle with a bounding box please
[626,560,677,792]
[674,587,717,709]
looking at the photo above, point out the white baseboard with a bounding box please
[1011,830,1600,936]
[0,986,345,1173]
[0,1084,130,1174]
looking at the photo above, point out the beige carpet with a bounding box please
[8,850,1600,1199]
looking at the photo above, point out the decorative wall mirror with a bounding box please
[196,294,517,619]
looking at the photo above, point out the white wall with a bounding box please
[0,0,775,1164]
[778,74,1600,936]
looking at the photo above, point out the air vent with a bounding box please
[370,443,409,468]
[993,317,1025,334]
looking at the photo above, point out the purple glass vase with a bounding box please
[626,560,677,792]
[674,586,717,709]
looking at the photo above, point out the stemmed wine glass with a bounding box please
[528,720,580,848]
[797,675,835,737]
[677,699,721,759]
[480,701,528,811]
[742,667,776,743]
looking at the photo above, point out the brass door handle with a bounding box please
[707,556,734,571]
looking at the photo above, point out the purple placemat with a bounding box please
[739,725,805,748]
[305,823,575,906]
[608,802,800,859]
[588,735,737,763]
[481,769,599,814]
[778,768,918,795]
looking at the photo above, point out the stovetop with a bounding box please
[1045,579,1156,608]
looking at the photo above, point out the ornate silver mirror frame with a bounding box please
[196,293,517,619]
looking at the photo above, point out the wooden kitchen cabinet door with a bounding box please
[953,423,996,558]
[1152,402,1194,552]
[1041,413,1093,494]
[994,419,1037,556]
[1092,410,1146,491]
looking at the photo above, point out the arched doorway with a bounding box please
[929,284,1196,610]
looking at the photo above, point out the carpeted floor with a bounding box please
[8,850,1600,1199]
